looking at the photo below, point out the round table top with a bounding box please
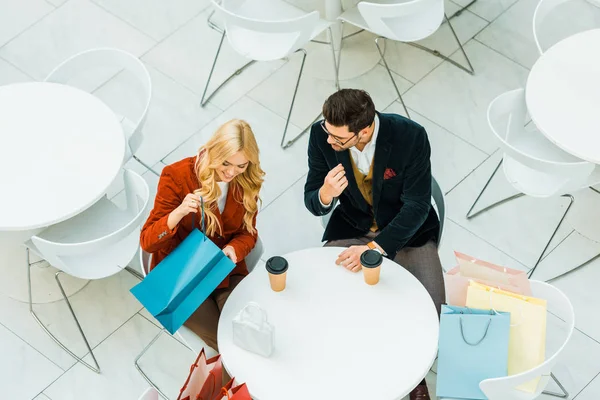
[218,247,439,400]
[0,82,125,231]
[526,29,600,164]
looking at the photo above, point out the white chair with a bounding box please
[138,387,159,400]
[320,176,446,248]
[45,48,157,175]
[338,0,474,118]
[466,88,600,279]
[533,0,600,55]
[134,237,264,398]
[24,169,150,373]
[205,0,338,149]
[440,280,574,400]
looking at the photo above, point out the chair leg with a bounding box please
[446,0,477,20]
[206,10,224,34]
[26,248,101,373]
[134,329,169,400]
[200,30,256,107]
[375,37,410,119]
[133,155,160,177]
[528,195,575,279]
[406,14,475,75]
[280,49,309,149]
[125,266,144,281]
[328,26,340,91]
[542,372,569,398]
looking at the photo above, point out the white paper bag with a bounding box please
[232,302,274,357]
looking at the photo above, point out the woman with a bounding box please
[140,119,265,352]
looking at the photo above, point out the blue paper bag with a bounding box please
[436,305,510,400]
[130,200,235,334]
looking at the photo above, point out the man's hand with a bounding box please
[336,245,369,273]
[320,164,348,205]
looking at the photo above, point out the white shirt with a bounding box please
[320,115,380,207]
[217,181,229,213]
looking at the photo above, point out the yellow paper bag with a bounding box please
[466,281,547,393]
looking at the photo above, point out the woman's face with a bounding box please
[215,151,249,183]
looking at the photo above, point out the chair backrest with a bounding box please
[488,89,594,180]
[211,0,321,60]
[479,280,575,400]
[45,48,152,156]
[357,0,444,42]
[321,177,445,247]
[31,169,150,279]
[137,387,159,400]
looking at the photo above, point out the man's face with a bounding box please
[321,120,360,152]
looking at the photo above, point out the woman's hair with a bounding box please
[194,119,265,237]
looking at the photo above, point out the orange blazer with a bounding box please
[140,157,257,289]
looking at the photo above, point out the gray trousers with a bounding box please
[324,233,445,316]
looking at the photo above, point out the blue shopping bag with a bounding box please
[130,199,236,334]
[436,305,510,400]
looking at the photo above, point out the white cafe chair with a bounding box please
[24,169,150,373]
[204,0,338,149]
[338,0,474,118]
[320,176,446,248]
[45,48,157,175]
[466,88,600,280]
[134,237,264,398]
[533,0,600,55]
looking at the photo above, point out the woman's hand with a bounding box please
[223,245,238,263]
[167,193,202,230]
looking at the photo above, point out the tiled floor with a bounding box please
[1,0,600,399]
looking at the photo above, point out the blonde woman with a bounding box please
[140,119,265,352]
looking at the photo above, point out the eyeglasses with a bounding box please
[320,120,357,146]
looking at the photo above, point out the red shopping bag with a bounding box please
[177,349,223,400]
[445,251,532,306]
[218,380,251,400]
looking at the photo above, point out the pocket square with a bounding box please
[384,168,397,180]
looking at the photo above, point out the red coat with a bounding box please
[140,157,257,288]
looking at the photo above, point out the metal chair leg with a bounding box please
[542,372,569,398]
[446,0,477,20]
[375,37,410,119]
[280,49,309,149]
[125,266,144,281]
[26,248,101,373]
[200,30,256,107]
[133,155,160,177]
[328,26,340,91]
[528,195,575,279]
[406,14,475,75]
[134,329,169,400]
[206,10,224,34]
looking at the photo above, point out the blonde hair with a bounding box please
[194,119,264,237]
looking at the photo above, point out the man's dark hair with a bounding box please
[322,89,376,134]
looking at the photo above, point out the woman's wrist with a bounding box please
[167,208,183,230]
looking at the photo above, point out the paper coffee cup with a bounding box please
[266,256,288,292]
[360,250,383,285]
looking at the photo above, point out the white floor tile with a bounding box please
[142,10,285,111]
[163,96,310,209]
[43,314,195,400]
[0,323,63,400]
[452,0,518,22]
[0,58,32,85]
[575,372,600,400]
[0,0,156,80]
[91,0,209,41]
[0,0,54,47]
[382,102,488,192]
[403,40,529,154]
[34,394,53,400]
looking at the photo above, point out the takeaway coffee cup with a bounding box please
[266,256,288,292]
[360,250,383,285]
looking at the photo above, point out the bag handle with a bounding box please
[220,387,231,400]
[240,302,268,329]
[459,317,492,346]
[192,196,207,242]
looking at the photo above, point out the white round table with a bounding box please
[526,29,600,164]
[0,82,125,303]
[218,247,439,400]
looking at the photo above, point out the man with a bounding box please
[304,89,445,400]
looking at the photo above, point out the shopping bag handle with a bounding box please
[191,196,206,242]
[459,317,491,346]
[240,302,268,329]
[220,387,231,400]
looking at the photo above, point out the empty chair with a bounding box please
[45,48,157,175]
[466,88,600,279]
[24,169,150,373]
[134,237,264,398]
[533,0,600,54]
[205,0,338,149]
[321,176,446,248]
[338,0,474,118]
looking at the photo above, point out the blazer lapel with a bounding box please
[335,149,371,214]
[372,115,392,215]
